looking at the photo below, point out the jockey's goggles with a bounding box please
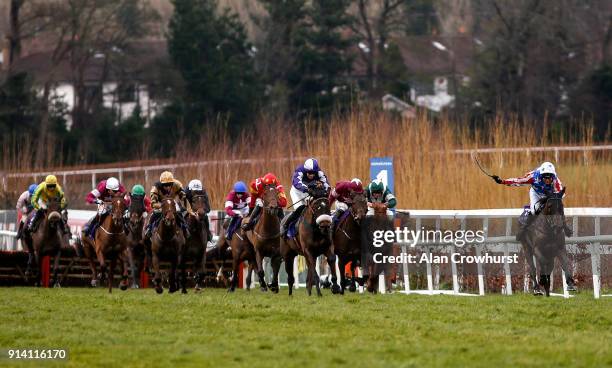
[46,184,56,189]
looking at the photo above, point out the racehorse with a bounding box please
[244,185,283,293]
[82,194,129,293]
[23,196,69,287]
[521,188,574,297]
[280,187,340,296]
[124,195,147,288]
[333,192,367,293]
[227,224,257,292]
[151,196,187,294]
[184,192,211,291]
[362,202,394,293]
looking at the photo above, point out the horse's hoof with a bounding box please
[194,286,202,293]
[120,284,128,291]
[533,290,543,296]
[331,284,341,294]
[53,282,61,288]
[227,288,235,293]
[270,285,279,294]
[260,286,268,292]
[181,289,188,294]
[155,287,163,294]
[131,284,139,289]
[348,284,357,293]
[567,284,577,292]
[169,288,177,294]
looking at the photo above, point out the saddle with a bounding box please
[281,212,302,239]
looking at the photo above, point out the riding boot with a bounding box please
[277,208,284,222]
[332,209,345,233]
[16,222,24,240]
[144,212,161,239]
[516,212,534,241]
[28,210,43,233]
[242,206,261,230]
[281,205,305,238]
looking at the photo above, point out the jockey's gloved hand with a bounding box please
[492,175,503,184]
[95,199,103,205]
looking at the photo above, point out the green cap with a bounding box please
[369,180,385,193]
[132,184,145,196]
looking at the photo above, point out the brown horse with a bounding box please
[123,195,147,288]
[281,191,340,296]
[245,185,283,293]
[362,203,394,293]
[151,196,187,294]
[227,224,257,292]
[333,192,367,293]
[82,194,129,293]
[23,197,69,287]
[184,193,211,291]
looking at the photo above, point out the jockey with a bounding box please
[82,177,126,238]
[282,158,330,237]
[365,179,396,216]
[144,171,192,239]
[28,175,68,233]
[15,184,38,239]
[242,173,287,230]
[329,178,364,227]
[224,181,250,240]
[185,179,211,214]
[126,184,153,213]
[492,161,571,239]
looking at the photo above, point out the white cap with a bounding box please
[351,178,362,186]
[539,162,556,176]
[106,177,120,191]
[304,158,315,171]
[188,179,203,191]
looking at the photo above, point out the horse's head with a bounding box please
[161,197,177,227]
[542,188,566,230]
[46,197,62,227]
[350,193,367,223]
[373,202,389,217]
[308,197,332,232]
[110,194,126,227]
[129,195,145,229]
[190,192,209,220]
[263,184,279,213]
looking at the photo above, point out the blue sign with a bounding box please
[369,157,394,195]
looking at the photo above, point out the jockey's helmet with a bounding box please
[369,180,385,193]
[28,184,38,195]
[132,185,145,196]
[262,173,277,185]
[106,177,120,191]
[233,181,247,193]
[188,179,203,191]
[539,162,556,179]
[45,175,58,190]
[351,178,362,186]
[160,171,174,184]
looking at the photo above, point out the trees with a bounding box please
[288,0,355,116]
[164,0,261,135]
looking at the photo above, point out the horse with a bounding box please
[244,185,283,293]
[151,196,187,294]
[227,223,257,292]
[82,194,129,293]
[280,188,340,296]
[23,196,69,287]
[124,195,147,288]
[332,192,368,293]
[184,192,211,291]
[521,188,574,297]
[362,202,394,293]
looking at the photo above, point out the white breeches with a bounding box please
[367,208,394,218]
[335,202,348,212]
[529,187,546,214]
[290,186,309,207]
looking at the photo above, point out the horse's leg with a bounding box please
[255,249,268,292]
[51,249,61,287]
[34,250,41,287]
[325,248,341,295]
[558,246,576,291]
[108,257,116,293]
[269,254,281,294]
[523,244,541,295]
[127,247,139,288]
[246,262,255,291]
[228,253,238,292]
[152,249,163,294]
[349,258,358,292]
[284,253,295,296]
[179,248,188,294]
[196,242,208,292]
[304,250,320,297]
[169,258,178,293]
[338,257,347,294]
[119,252,129,291]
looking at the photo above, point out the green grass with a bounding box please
[0,288,610,368]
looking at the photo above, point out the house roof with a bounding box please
[353,35,475,77]
[10,40,170,84]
